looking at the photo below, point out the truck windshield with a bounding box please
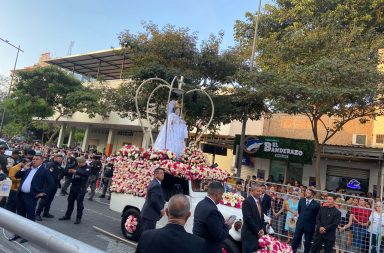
[191,179,213,192]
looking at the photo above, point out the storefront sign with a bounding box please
[347,179,361,190]
[235,135,315,164]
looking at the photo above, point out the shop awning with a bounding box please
[45,48,131,80]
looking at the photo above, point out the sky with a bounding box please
[0,0,270,77]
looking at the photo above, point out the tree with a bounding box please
[3,66,105,143]
[111,23,265,140]
[235,0,384,189]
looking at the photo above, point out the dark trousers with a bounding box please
[242,239,259,253]
[5,190,18,213]
[102,177,112,196]
[141,218,156,232]
[86,175,97,199]
[65,187,86,219]
[36,187,58,215]
[292,227,314,253]
[61,176,72,193]
[17,192,38,221]
[310,234,335,253]
[371,235,384,253]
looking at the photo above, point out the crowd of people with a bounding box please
[232,176,383,253]
[0,141,383,253]
[0,141,114,243]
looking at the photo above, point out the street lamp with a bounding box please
[235,0,263,177]
[0,37,24,134]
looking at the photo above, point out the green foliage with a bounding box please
[235,0,384,188]
[2,121,26,139]
[235,0,384,142]
[111,23,265,134]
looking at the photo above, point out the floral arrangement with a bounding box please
[257,235,293,253]
[220,192,245,209]
[178,145,209,166]
[124,215,138,233]
[110,145,230,197]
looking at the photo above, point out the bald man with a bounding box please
[136,194,206,253]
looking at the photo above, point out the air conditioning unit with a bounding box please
[352,134,367,146]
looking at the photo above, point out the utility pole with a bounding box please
[0,37,24,135]
[235,0,262,177]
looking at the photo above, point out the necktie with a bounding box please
[306,199,310,206]
[257,198,263,216]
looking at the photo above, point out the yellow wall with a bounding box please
[205,148,235,173]
[263,114,374,146]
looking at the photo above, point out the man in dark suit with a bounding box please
[260,184,271,216]
[10,155,54,243]
[291,188,320,253]
[193,182,234,253]
[136,194,206,253]
[242,184,266,253]
[310,195,341,253]
[36,153,63,220]
[141,167,165,232]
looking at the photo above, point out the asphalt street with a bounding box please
[0,190,136,253]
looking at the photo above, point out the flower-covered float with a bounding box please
[110,144,230,197]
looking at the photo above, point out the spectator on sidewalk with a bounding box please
[368,202,384,253]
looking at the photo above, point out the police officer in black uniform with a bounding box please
[61,152,78,196]
[86,155,102,201]
[35,153,63,221]
[100,160,114,200]
[59,156,90,224]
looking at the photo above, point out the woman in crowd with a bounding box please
[283,190,300,243]
[271,186,285,237]
[337,198,354,253]
[368,202,384,253]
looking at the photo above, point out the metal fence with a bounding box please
[239,182,383,253]
[0,207,105,253]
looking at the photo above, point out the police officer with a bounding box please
[35,153,63,221]
[60,152,78,196]
[86,155,102,201]
[58,156,90,224]
[100,159,113,200]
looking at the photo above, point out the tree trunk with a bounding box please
[315,143,322,190]
[46,127,60,146]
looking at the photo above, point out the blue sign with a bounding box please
[347,179,361,190]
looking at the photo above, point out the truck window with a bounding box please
[191,179,215,192]
[161,173,189,201]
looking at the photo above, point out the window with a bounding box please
[376,134,384,144]
[161,174,189,201]
[352,134,367,145]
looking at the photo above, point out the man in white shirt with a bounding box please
[10,155,54,243]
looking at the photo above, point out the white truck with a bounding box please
[110,176,244,253]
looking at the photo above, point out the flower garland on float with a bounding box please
[257,235,293,253]
[220,192,245,209]
[110,145,230,197]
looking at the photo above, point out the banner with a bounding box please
[234,135,315,164]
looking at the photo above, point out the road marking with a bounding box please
[93,226,137,248]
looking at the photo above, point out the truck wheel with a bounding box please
[221,238,240,253]
[121,208,141,241]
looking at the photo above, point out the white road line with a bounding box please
[93,226,137,248]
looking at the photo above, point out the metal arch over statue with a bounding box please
[134,76,215,156]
